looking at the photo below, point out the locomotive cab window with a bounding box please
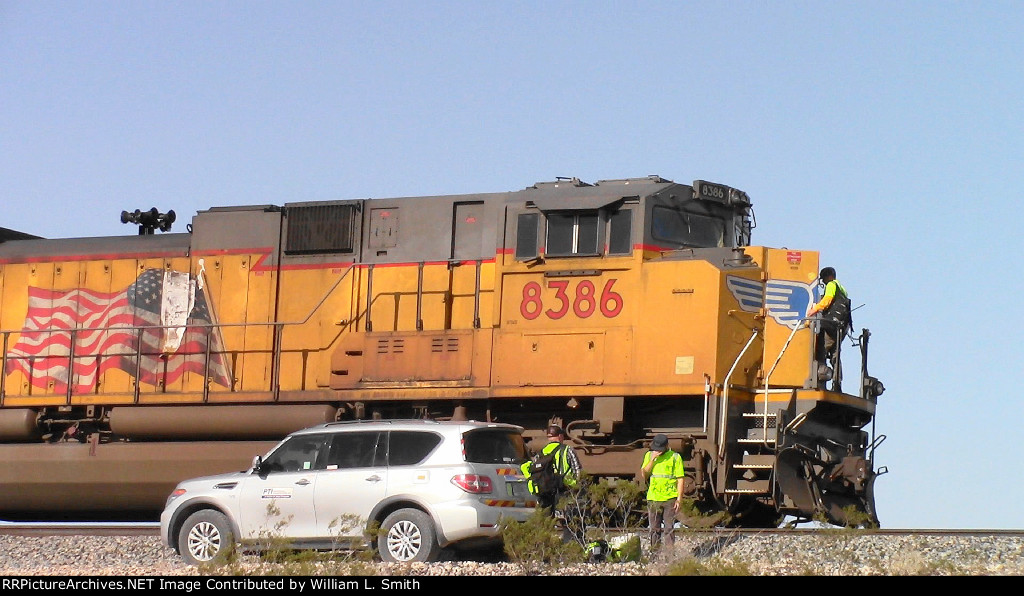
[546,210,599,257]
[515,213,540,260]
[515,207,632,259]
[607,208,632,255]
[651,204,726,248]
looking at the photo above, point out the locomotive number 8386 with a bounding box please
[0,174,885,527]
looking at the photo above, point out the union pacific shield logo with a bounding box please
[726,275,817,330]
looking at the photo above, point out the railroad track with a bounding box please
[0,521,160,536]
[2,521,1021,539]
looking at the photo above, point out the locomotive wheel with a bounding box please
[377,508,442,563]
[177,509,236,565]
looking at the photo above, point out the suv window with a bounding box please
[387,431,442,466]
[463,429,526,465]
[325,431,385,469]
[262,434,329,473]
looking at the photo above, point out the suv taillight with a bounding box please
[451,474,493,494]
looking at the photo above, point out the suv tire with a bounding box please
[178,509,235,566]
[378,508,442,562]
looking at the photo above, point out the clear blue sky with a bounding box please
[2,1,1021,529]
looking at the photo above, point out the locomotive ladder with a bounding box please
[726,411,777,495]
[721,317,807,497]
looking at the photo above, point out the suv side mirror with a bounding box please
[252,455,263,475]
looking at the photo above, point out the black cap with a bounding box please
[819,267,836,280]
[651,434,669,451]
[546,425,564,438]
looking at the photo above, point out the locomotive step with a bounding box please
[742,412,777,429]
[735,454,776,470]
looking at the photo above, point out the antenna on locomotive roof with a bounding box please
[121,207,176,235]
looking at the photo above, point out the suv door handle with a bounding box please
[365,475,382,482]
[295,479,311,486]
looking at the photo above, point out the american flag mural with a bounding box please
[4,268,233,393]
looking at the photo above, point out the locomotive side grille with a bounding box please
[431,337,460,353]
[376,339,405,354]
[285,203,357,254]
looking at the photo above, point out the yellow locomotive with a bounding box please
[0,175,884,526]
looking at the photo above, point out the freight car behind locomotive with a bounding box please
[0,175,885,526]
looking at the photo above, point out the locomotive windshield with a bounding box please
[650,204,726,248]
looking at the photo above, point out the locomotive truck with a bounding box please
[0,175,885,527]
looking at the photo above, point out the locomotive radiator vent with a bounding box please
[431,337,460,353]
[377,339,405,354]
[285,203,357,254]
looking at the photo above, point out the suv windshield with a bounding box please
[462,429,526,465]
[261,433,329,473]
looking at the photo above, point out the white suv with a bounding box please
[160,419,533,564]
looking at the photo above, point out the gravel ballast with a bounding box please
[1,532,1022,576]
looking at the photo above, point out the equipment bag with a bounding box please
[822,287,852,333]
[529,444,566,495]
[587,539,611,563]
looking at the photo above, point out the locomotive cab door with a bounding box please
[446,201,486,329]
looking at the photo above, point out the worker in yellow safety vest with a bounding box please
[639,433,685,552]
[520,425,582,512]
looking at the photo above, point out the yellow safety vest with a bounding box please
[643,450,684,502]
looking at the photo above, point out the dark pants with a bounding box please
[539,490,586,544]
[538,491,559,513]
[815,322,840,363]
[647,498,677,551]
[815,324,845,390]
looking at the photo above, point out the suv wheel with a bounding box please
[378,508,442,562]
[178,509,235,566]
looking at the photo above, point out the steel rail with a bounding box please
[2,521,1023,539]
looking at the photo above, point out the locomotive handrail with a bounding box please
[363,259,485,333]
[783,412,808,434]
[416,262,424,331]
[0,263,356,338]
[757,318,807,446]
[473,260,482,329]
[718,329,760,460]
[289,263,357,327]
[0,264,358,403]
[0,333,7,406]
[868,433,887,463]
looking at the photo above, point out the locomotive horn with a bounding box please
[121,207,176,235]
